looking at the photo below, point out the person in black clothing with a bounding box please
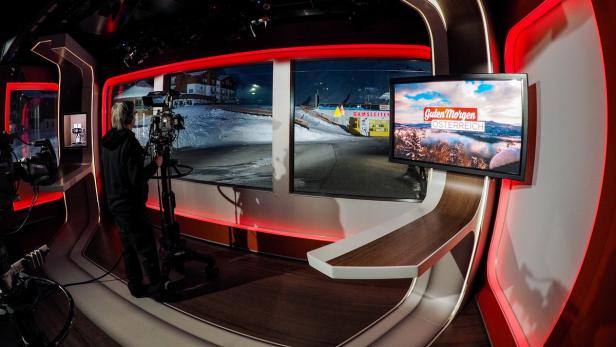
[101,101,163,299]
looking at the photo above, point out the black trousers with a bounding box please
[113,210,161,291]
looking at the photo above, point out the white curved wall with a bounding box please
[488,0,606,345]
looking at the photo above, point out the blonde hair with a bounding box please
[111,102,134,130]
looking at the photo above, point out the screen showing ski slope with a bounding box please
[391,75,527,180]
[112,63,274,189]
[293,58,432,200]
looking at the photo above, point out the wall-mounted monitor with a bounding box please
[390,74,528,180]
[63,113,87,148]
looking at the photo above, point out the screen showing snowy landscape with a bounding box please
[392,77,526,179]
[113,63,273,189]
[293,59,432,200]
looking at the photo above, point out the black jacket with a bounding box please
[101,128,157,216]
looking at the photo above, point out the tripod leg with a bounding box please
[159,249,173,290]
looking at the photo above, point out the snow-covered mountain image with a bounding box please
[393,79,524,175]
[394,126,522,173]
[135,104,274,188]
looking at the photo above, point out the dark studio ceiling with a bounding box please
[0,0,434,78]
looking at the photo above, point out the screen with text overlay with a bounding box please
[390,74,528,180]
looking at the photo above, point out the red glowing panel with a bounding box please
[4,82,63,210]
[145,201,340,243]
[483,0,608,346]
[504,0,563,72]
[486,1,566,344]
[13,191,64,211]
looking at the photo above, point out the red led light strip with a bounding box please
[483,0,609,346]
[102,44,430,135]
[13,191,64,211]
[145,202,340,242]
[543,0,609,344]
[102,44,430,240]
[485,2,564,346]
[503,0,563,72]
[4,82,64,210]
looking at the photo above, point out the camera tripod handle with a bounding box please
[1,245,49,291]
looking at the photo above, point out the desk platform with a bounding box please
[40,164,92,192]
[308,172,487,280]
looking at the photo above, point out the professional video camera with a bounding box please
[141,91,217,291]
[0,131,58,209]
[0,133,72,346]
[142,90,185,153]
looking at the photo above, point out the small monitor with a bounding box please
[390,74,528,180]
[63,113,87,148]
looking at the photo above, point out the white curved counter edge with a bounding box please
[308,170,456,280]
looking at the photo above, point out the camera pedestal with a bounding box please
[159,225,219,288]
[157,157,218,291]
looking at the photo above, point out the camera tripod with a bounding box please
[156,148,218,290]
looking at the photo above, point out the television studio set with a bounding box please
[0,0,614,346]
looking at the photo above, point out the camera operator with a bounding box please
[101,101,165,300]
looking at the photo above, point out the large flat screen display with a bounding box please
[390,74,528,180]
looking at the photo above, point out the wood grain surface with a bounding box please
[328,172,484,267]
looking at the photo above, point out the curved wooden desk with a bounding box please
[305,170,494,346]
[308,171,489,280]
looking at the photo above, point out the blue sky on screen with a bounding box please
[395,79,523,125]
